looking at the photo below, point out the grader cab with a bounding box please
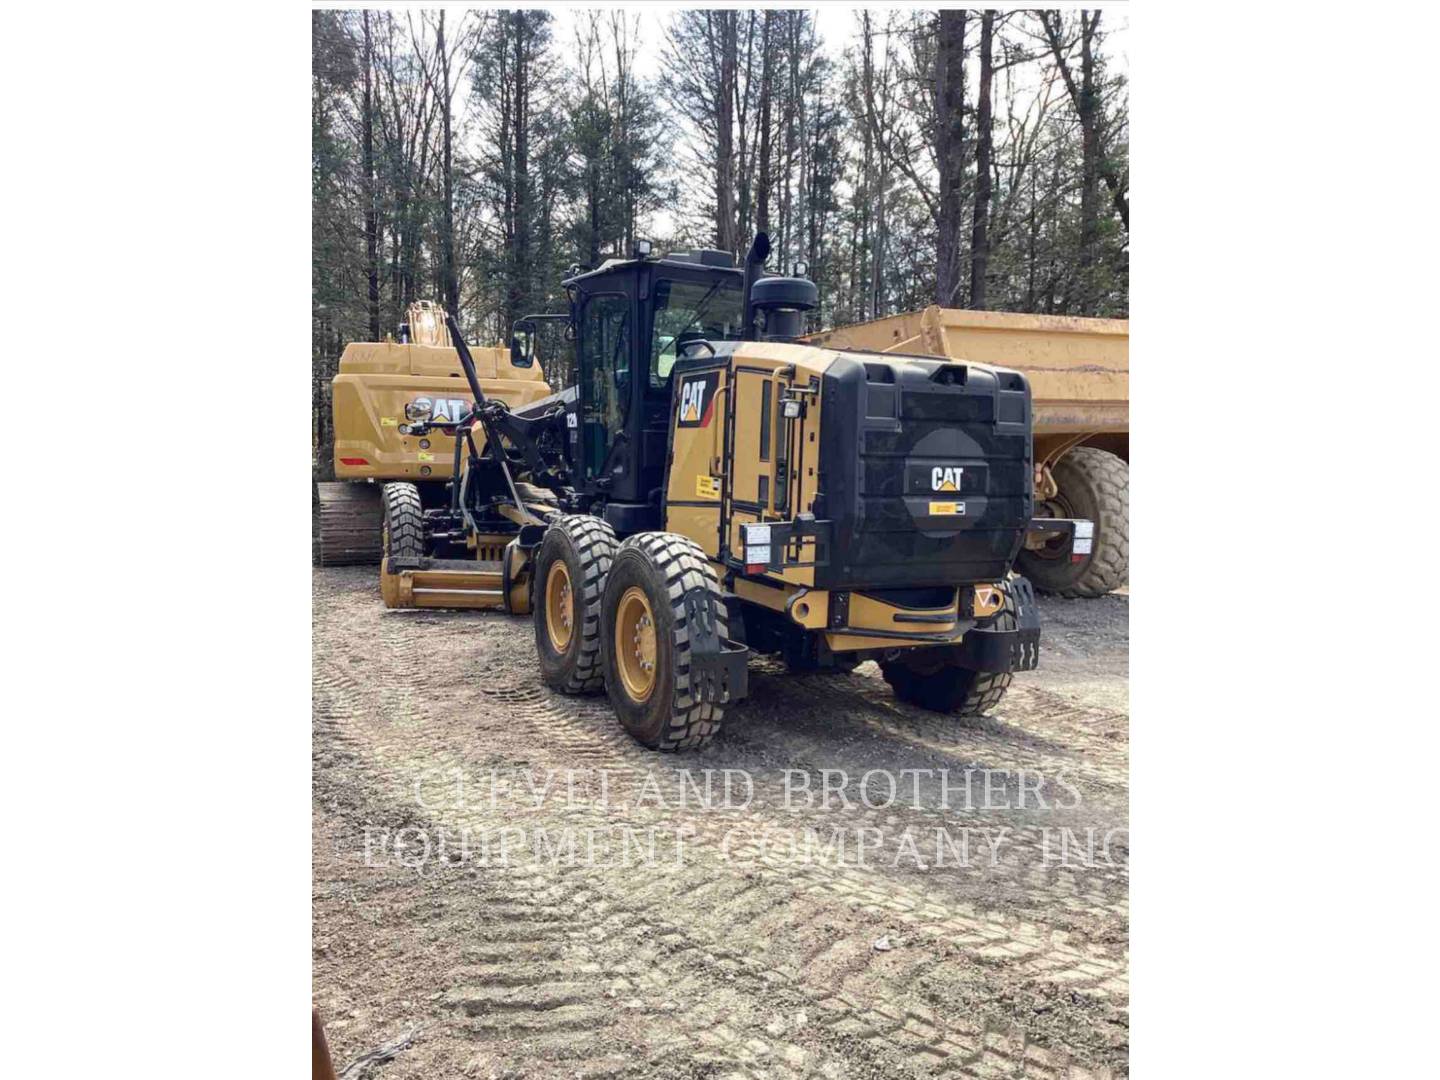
[379,235,1090,750]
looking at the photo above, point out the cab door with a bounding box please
[577,292,633,484]
[723,365,785,559]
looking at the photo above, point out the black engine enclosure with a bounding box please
[812,354,1033,589]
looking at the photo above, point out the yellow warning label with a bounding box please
[929,501,963,515]
[380,416,398,427]
[418,451,435,463]
[696,475,721,500]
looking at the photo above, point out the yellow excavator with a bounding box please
[376,235,1090,750]
[316,301,552,565]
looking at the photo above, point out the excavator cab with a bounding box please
[401,300,452,347]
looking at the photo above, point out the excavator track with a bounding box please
[316,482,383,566]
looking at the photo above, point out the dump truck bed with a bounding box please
[808,306,1128,436]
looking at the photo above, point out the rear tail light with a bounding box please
[742,523,772,574]
[339,457,369,466]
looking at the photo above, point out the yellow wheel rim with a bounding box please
[615,586,658,703]
[545,560,574,652]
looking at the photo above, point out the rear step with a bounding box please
[381,558,506,610]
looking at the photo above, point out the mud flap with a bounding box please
[682,589,749,704]
[955,576,1041,673]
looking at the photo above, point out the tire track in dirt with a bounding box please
[313,567,1128,1077]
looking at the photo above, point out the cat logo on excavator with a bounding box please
[415,397,471,423]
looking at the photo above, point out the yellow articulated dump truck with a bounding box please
[809,307,1127,597]
[316,301,553,564]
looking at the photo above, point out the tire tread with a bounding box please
[614,532,728,751]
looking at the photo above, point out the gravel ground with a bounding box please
[313,567,1128,1078]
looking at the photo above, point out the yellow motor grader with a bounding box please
[380,235,1090,750]
[316,301,553,565]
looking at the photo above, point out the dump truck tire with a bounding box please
[1019,447,1128,598]
[534,515,617,695]
[316,482,383,566]
[600,533,728,751]
[880,590,1016,716]
[381,482,425,559]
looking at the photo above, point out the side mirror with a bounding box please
[509,321,536,368]
[404,397,433,423]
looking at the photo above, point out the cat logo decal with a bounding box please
[931,466,965,492]
[676,372,720,428]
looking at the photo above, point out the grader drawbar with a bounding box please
[378,234,1090,750]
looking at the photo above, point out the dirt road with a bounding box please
[313,567,1129,1078]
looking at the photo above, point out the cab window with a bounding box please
[581,293,631,478]
[650,277,745,388]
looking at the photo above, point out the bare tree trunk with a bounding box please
[1025,167,1038,310]
[756,9,773,236]
[858,11,874,320]
[1077,12,1099,312]
[1043,10,1102,312]
[715,11,737,252]
[934,10,966,306]
[968,11,995,309]
[873,163,886,317]
[781,13,800,268]
[362,12,380,340]
[735,11,756,244]
[511,12,531,328]
[436,11,458,317]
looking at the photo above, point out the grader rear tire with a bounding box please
[880,590,1017,716]
[381,482,425,559]
[533,515,617,694]
[600,533,728,751]
[1018,446,1128,598]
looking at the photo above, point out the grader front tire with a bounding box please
[381,482,425,559]
[600,533,727,751]
[532,515,617,694]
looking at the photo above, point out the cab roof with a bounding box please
[563,249,743,289]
